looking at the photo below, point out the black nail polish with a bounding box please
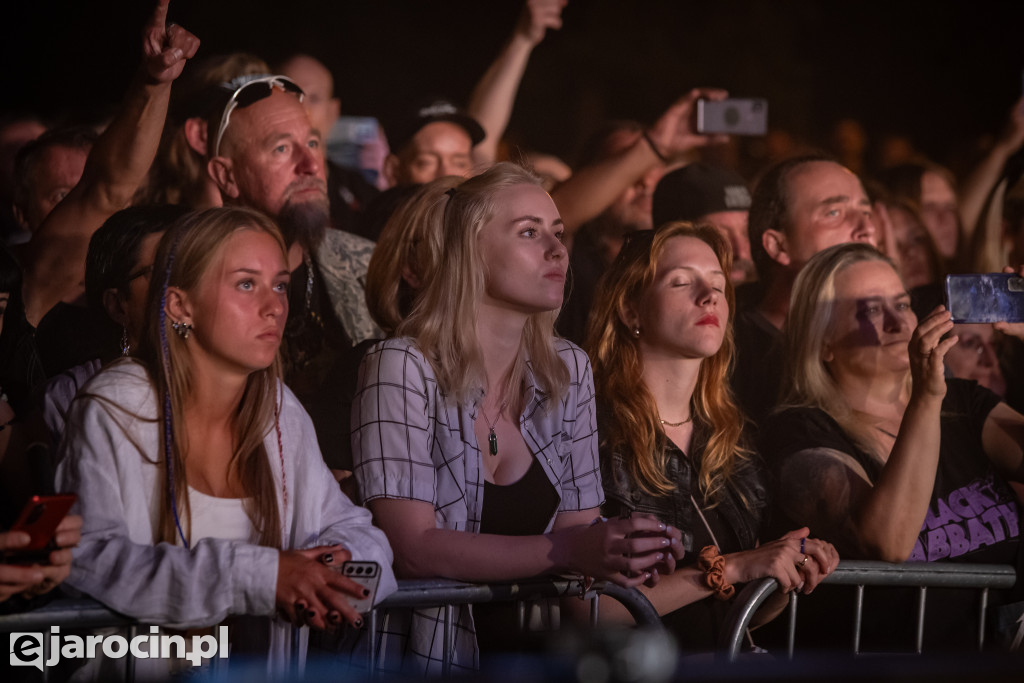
[362,588,370,597]
[306,609,316,619]
[322,553,334,564]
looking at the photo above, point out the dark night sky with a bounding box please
[4,0,1023,172]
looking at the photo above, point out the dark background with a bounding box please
[4,0,1023,172]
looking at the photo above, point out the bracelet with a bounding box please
[697,545,734,601]
[641,130,670,164]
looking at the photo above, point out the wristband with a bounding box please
[697,545,735,601]
[641,130,670,164]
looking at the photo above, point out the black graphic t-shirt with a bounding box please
[760,379,1022,651]
[765,379,1019,565]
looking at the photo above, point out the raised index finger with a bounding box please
[148,0,171,31]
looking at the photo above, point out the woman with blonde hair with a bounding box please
[353,163,678,674]
[764,242,1024,648]
[586,222,837,649]
[56,207,395,675]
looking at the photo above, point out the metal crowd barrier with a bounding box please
[718,560,1018,662]
[0,576,660,681]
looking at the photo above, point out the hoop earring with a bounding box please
[171,321,193,340]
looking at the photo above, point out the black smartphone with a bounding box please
[4,494,77,564]
[696,98,768,136]
[945,273,1024,323]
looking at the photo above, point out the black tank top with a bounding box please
[479,457,558,535]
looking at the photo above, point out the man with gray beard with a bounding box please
[206,74,379,477]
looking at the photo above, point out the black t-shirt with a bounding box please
[759,379,1022,651]
[731,308,784,428]
[764,379,1018,566]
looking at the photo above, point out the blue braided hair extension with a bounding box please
[159,230,189,549]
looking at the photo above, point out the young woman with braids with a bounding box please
[55,207,395,675]
[585,222,838,650]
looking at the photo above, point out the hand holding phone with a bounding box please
[3,494,77,565]
[329,560,381,613]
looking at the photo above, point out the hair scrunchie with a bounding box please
[698,545,735,601]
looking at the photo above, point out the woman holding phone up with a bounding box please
[56,208,395,675]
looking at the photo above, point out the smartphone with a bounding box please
[696,98,768,136]
[333,560,381,613]
[4,494,76,564]
[945,273,1024,323]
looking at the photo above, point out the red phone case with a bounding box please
[9,494,77,552]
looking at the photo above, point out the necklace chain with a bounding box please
[479,399,508,457]
[659,415,693,428]
[302,252,314,316]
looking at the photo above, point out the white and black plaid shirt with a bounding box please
[352,336,602,675]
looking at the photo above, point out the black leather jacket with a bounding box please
[601,420,769,553]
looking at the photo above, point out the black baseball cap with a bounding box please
[387,96,485,154]
[653,163,751,228]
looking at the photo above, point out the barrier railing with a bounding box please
[718,560,1017,662]
[0,576,660,681]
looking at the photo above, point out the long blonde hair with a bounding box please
[586,222,752,506]
[782,242,905,460]
[397,163,568,416]
[138,207,287,547]
[365,176,462,335]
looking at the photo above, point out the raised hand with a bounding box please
[646,88,730,163]
[909,306,957,399]
[516,0,567,46]
[141,0,200,84]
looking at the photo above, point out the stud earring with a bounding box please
[171,321,193,339]
[633,327,641,338]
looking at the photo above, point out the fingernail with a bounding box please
[661,538,670,546]
[322,553,334,564]
[305,609,316,619]
[362,589,370,597]
[355,618,363,629]
[644,573,652,580]
[328,612,341,623]
[658,523,666,531]
[171,48,183,60]
[294,600,307,611]
[656,553,664,561]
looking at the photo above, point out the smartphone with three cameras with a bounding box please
[696,98,768,136]
[945,273,1024,323]
[333,560,381,613]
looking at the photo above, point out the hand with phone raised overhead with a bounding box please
[645,88,731,163]
[0,514,82,602]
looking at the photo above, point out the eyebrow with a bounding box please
[231,267,291,277]
[820,194,871,207]
[663,266,726,278]
[513,215,564,226]
[856,292,910,303]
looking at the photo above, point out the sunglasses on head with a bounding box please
[211,75,305,157]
